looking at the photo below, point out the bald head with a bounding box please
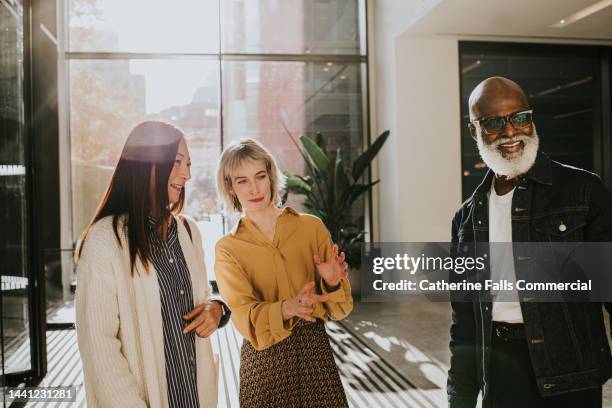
[469,77,530,120]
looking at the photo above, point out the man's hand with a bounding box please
[282,281,329,322]
[182,302,223,338]
[314,244,349,289]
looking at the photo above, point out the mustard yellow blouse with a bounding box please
[214,207,353,350]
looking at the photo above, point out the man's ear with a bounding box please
[468,123,477,140]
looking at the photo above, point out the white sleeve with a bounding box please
[75,234,147,408]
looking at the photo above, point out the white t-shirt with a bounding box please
[488,180,524,323]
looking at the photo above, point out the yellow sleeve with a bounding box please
[215,243,294,350]
[315,220,354,321]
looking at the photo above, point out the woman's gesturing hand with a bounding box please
[282,281,329,322]
[182,301,223,338]
[314,244,349,289]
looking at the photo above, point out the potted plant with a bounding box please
[282,130,390,296]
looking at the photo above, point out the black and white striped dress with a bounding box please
[147,217,199,408]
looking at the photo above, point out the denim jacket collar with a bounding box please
[524,150,553,186]
[473,150,552,197]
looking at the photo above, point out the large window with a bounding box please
[459,42,612,199]
[66,0,368,278]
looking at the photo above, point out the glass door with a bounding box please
[1,0,38,398]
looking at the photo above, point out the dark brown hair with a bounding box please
[75,121,186,274]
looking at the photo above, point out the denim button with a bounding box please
[558,223,567,232]
[478,220,482,225]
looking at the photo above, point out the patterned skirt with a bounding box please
[239,320,348,408]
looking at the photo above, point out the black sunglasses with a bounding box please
[471,109,533,135]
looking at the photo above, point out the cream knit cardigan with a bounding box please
[75,215,218,408]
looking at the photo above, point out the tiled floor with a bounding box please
[343,301,451,402]
[343,301,612,407]
[17,319,427,408]
[8,301,612,407]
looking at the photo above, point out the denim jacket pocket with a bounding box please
[533,211,587,242]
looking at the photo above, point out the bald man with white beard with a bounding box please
[446,77,612,408]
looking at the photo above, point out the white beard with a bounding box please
[476,126,539,178]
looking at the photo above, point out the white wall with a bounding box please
[393,35,462,241]
[371,1,461,242]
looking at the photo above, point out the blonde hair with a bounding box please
[216,138,285,213]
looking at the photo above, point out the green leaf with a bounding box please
[297,174,312,184]
[351,130,390,181]
[285,175,312,192]
[346,180,381,209]
[303,205,327,222]
[334,148,350,204]
[315,131,325,150]
[301,135,330,173]
[284,172,324,209]
[289,134,322,184]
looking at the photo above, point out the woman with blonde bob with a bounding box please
[214,138,353,407]
[75,121,230,408]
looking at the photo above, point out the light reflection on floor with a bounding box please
[343,301,612,407]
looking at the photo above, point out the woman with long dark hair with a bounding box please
[75,121,229,408]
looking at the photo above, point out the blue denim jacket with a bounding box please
[447,151,612,407]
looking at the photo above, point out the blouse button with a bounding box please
[558,223,567,232]
[169,258,174,263]
[180,289,184,295]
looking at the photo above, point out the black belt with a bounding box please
[493,321,525,340]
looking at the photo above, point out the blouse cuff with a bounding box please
[269,301,293,340]
[319,277,347,303]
